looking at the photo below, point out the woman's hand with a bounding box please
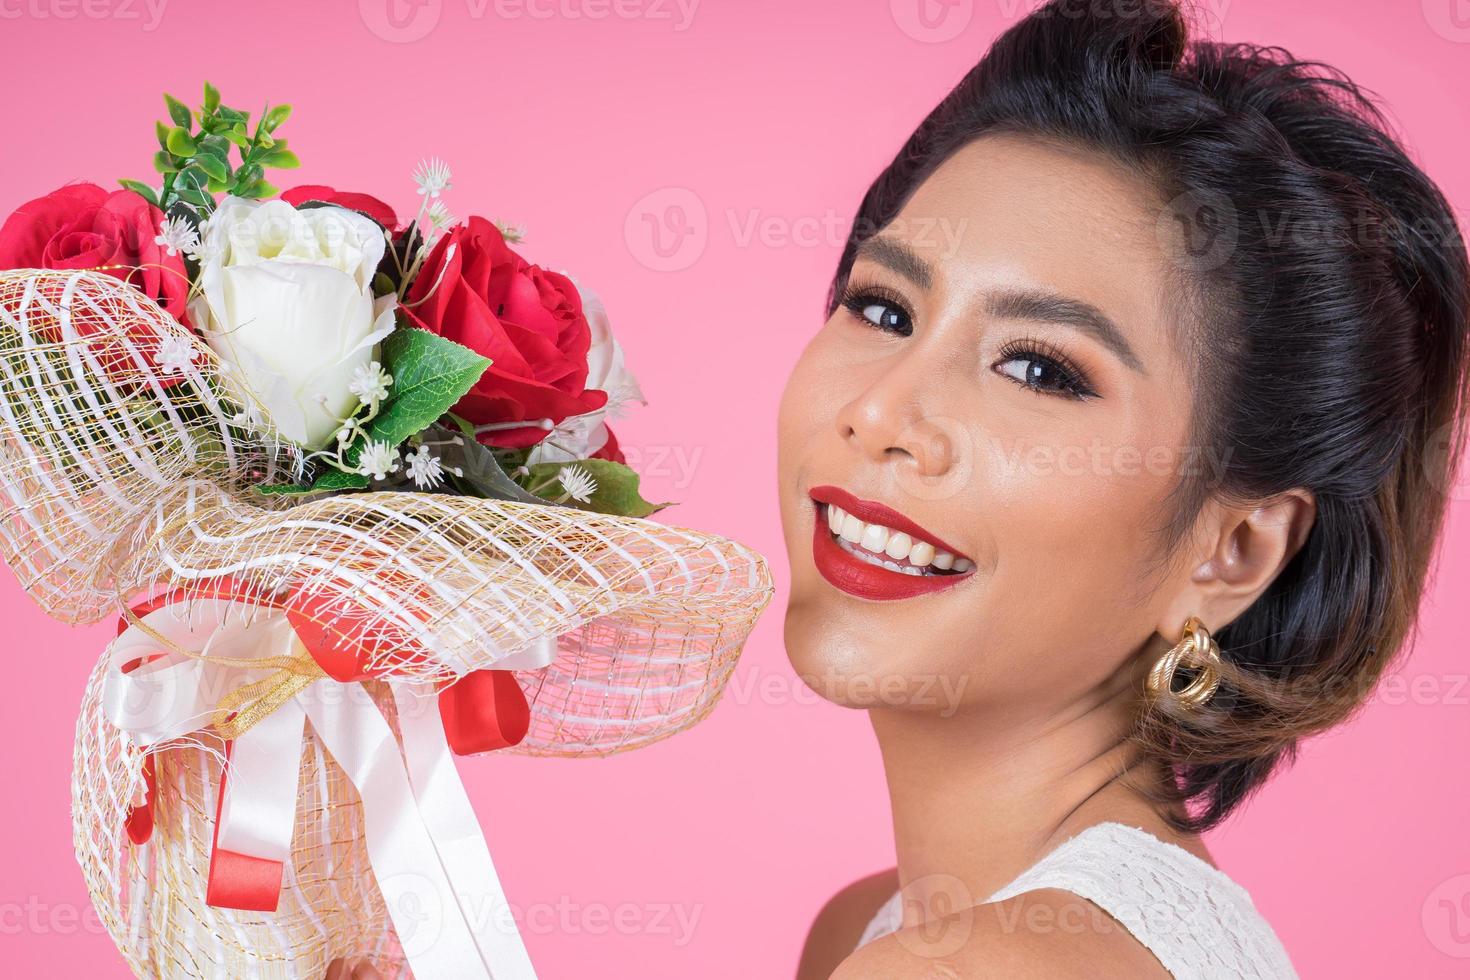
[324,957,383,980]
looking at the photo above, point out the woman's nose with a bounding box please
[835,355,957,479]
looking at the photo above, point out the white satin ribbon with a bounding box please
[101,596,552,979]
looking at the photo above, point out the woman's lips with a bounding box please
[808,486,973,601]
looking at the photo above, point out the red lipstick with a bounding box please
[807,485,972,601]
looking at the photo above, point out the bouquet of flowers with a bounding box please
[0,85,771,979]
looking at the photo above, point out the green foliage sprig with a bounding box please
[120,82,300,217]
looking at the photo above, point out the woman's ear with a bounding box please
[1160,490,1317,635]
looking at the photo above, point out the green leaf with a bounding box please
[166,127,197,156]
[446,412,477,440]
[175,165,208,189]
[255,467,369,496]
[176,185,214,208]
[222,127,250,149]
[203,81,220,114]
[155,119,171,149]
[194,152,229,181]
[525,459,669,518]
[430,424,546,505]
[261,148,300,169]
[118,180,159,207]
[354,328,490,457]
[313,468,369,491]
[152,151,178,174]
[254,482,316,496]
[164,93,192,129]
[264,104,292,131]
[217,106,247,124]
[240,179,279,200]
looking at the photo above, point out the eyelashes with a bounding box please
[837,279,1101,401]
[994,334,1099,400]
[839,282,914,336]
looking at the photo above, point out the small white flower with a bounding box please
[413,158,453,199]
[404,444,445,489]
[155,332,200,375]
[495,220,525,243]
[427,200,456,231]
[358,440,400,481]
[192,234,225,265]
[557,464,598,504]
[349,361,394,408]
[155,215,201,259]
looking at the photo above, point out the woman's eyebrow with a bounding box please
[853,237,1144,373]
[855,236,933,290]
[986,287,1145,373]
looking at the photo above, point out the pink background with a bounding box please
[1,0,1468,976]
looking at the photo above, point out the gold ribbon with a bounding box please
[116,598,328,741]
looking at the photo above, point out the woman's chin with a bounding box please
[783,604,871,707]
[783,603,967,713]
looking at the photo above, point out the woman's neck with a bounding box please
[870,665,1169,919]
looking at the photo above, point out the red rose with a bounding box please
[0,183,189,324]
[281,184,398,231]
[405,217,606,447]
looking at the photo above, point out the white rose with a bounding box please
[528,284,645,465]
[191,197,396,448]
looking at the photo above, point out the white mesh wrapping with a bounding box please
[0,269,772,976]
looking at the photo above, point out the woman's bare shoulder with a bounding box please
[828,888,1169,980]
[795,868,900,980]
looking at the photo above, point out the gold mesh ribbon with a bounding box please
[114,597,328,741]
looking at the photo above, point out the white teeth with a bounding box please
[820,503,972,575]
[884,532,912,560]
[835,536,927,575]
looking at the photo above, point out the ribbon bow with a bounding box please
[104,579,553,980]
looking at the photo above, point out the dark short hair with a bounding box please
[832,0,1470,829]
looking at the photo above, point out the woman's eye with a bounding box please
[861,302,910,333]
[841,287,914,336]
[995,353,1094,399]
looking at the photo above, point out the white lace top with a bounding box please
[855,822,1297,979]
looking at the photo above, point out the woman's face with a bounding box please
[777,134,1203,720]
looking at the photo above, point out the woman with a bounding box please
[781,2,1467,978]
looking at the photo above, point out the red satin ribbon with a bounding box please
[114,578,532,912]
[440,670,532,755]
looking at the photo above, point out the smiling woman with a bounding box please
[778,1,1468,978]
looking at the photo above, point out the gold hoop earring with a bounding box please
[1147,616,1222,709]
